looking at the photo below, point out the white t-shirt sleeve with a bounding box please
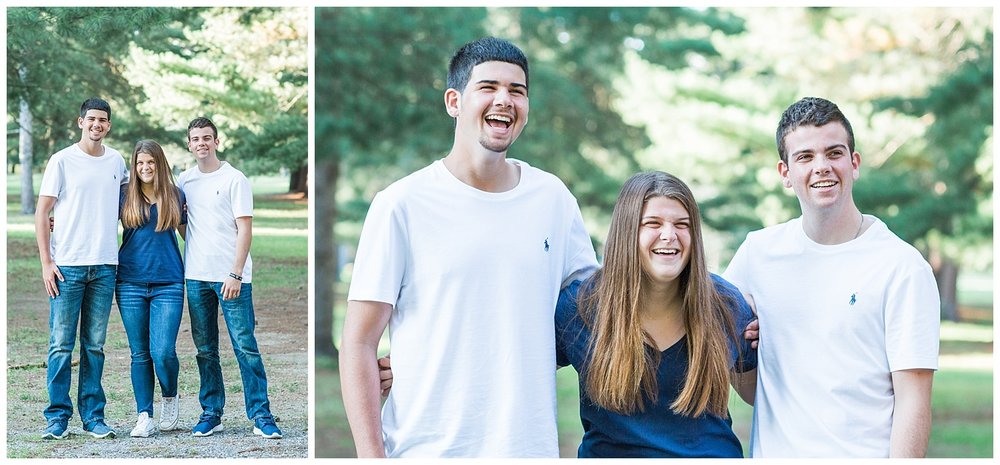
[347,190,407,306]
[39,156,65,198]
[119,157,129,185]
[561,196,598,288]
[722,233,753,291]
[231,172,254,218]
[884,263,941,372]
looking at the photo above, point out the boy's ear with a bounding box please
[444,88,461,117]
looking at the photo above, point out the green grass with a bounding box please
[6,172,308,458]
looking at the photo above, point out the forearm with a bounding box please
[340,340,387,457]
[731,368,756,406]
[340,300,392,458]
[231,217,252,276]
[889,369,934,457]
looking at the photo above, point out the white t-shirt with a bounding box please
[723,216,940,457]
[177,161,254,283]
[348,159,598,457]
[39,144,128,266]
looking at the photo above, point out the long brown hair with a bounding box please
[121,140,182,232]
[581,171,738,417]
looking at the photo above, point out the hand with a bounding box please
[743,319,759,349]
[41,260,64,298]
[221,276,242,300]
[378,355,393,397]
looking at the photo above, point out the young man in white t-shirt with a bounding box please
[341,37,598,458]
[723,97,939,457]
[176,117,282,440]
[36,98,129,440]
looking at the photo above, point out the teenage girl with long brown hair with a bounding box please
[115,140,186,437]
[556,171,757,457]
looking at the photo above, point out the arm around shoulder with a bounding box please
[340,300,393,458]
[889,368,934,457]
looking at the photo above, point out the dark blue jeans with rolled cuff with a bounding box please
[115,281,184,416]
[186,279,274,422]
[44,264,116,428]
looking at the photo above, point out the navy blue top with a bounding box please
[117,189,186,284]
[555,274,757,458]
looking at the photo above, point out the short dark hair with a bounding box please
[80,97,111,120]
[775,97,855,164]
[447,37,529,93]
[187,117,218,139]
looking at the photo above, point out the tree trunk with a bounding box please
[315,155,339,360]
[19,92,35,215]
[928,248,959,322]
[289,164,308,195]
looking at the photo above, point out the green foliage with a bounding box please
[871,30,992,249]
[7,7,191,162]
[7,7,307,180]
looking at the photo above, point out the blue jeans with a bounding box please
[116,281,184,415]
[44,264,116,428]
[186,279,273,421]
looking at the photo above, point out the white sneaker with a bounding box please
[130,412,157,438]
[159,396,180,431]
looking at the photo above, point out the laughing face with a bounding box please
[637,196,692,288]
[778,123,860,214]
[446,60,528,155]
[78,109,110,143]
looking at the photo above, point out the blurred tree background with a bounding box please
[315,6,993,457]
[6,6,309,209]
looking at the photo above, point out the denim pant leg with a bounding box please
[116,281,155,415]
[77,265,116,427]
[149,283,184,399]
[187,279,225,417]
[218,283,273,421]
[44,266,88,423]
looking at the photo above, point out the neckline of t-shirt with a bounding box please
[72,143,113,160]
[654,333,687,354]
[795,215,880,251]
[434,158,529,199]
[194,161,230,176]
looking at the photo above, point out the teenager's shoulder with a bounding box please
[864,217,930,268]
[221,161,249,177]
[104,145,125,160]
[375,160,440,200]
[47,144,81,163]
[514,159,569,189]
[177,165,196,184]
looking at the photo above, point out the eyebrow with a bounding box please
[791,143,848,158]
[475,79,528,90]
[641,215,689,221]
